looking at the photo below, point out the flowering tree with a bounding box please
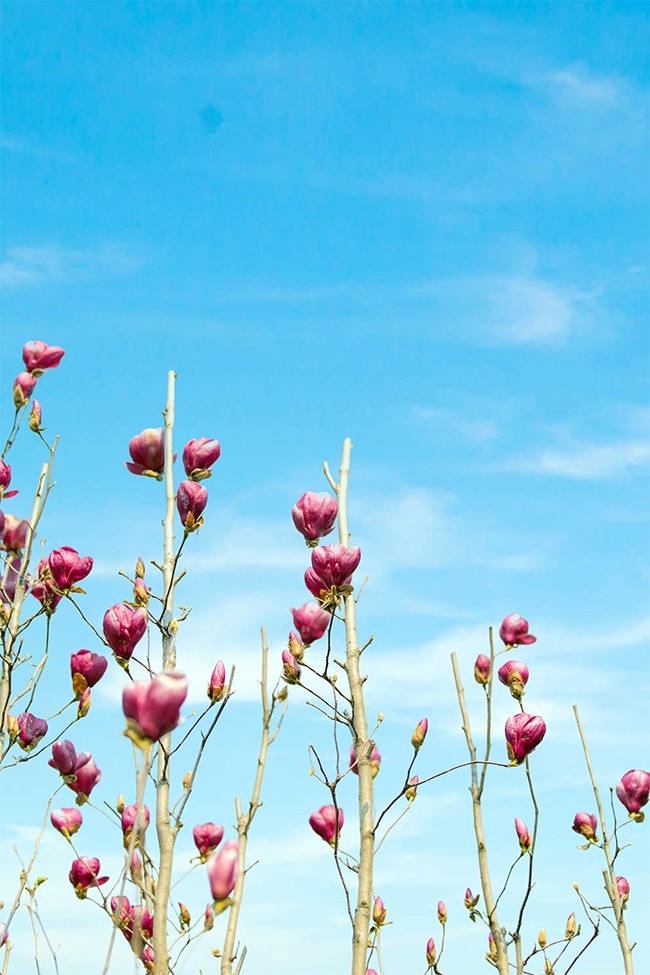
[0,340,647,974]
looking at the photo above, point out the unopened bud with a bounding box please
[425,937,436,965]
[116,794,125,814]
[544,961,553,975]
[411,717,428,750]
[275,685,289,702]
[486,931,498,961]
[538,929,547,949]
[474,654,491,685]
[565,912,576,940]
[178,902,191,928]
[182,771,192,790]
[28,400,43,432]
[404,775,419,802]
[372,896,387,926]
[437,900,447,924]
[464,888,480,909]
[77,689,92,718]
[135,557,146,579]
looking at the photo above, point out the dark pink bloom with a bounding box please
[292,492,338,544]
[28,400,43,432]
[48,740,91,779]
[2,515,29,552]
[499,613,537,647]
[69,857,108,899]
[182,438,221,480]
[474,654,491,685]
[70,650,108,698]
[13,371,37,408]
[207,838,239,901]
[121,803,151,847]
[309,804,343,846]
[66,756,101,804]
[572,812,598,843]
[437,901,447,924]
[505,713,546,765]
[126,428,166,478]
[411,718,428,750]
[193,822,225,861]
[122,672,188,744]
[290,602,331,645]
[103,604,147,660]
[22,341,65,374]
[208,661,227,703]
[31,569,62,615]
[0,460,18,500]
[616,876,630,903]
[498,660,530,699]
[110,895,135,939]
[310,543,361,589]
[426,937,436,965]
[16,712,48,751]
[176,480,208,531]
[50,807,83,840]
[48,546,93,591]
[304,566,329,599]
[349,744,381,778]
[281,649,301,684]
[515,817,532,853]
[616,769,650,822]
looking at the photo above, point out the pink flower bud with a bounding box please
[110,895,135,939]
[66,756,101,805]
[208,661,227,703]
[411,717,428,750]
[498,660,530,699]
[2,515,29,552]
[282,649,301,684]
[572,812,599,843]
[426,937,436,965]
[193,822,225,861]
[464,888,479,909]
[103,604,147,660]
[292,492,338,545]
[204,903,214,931]
[0,460,18,500]
[130,852,142,883]
[309,804,344,846]
[290,601,331,645]
[366,970,378,975]
[69,857,108,898]
[505,712,546,765]
[125,428,166,479]
[182,438,221,480]
[141,946,155,972]
[372,896,387,925]
[437,900,447,924]
[207,838,239,902]
[565,913,577,940]
[22,341,65,374]
[176,479,208,532]
[48,546,93,591]
[288,630,304,661]
[70,650,108,698]
[311,543,361,589]
[31,570,62,615]
[616,769,650,822]
[515,817,532,853]
[349,743,381,778]
[121,803,151,848]
[122,672,189,745]
[616,876,630,903]
[499,613,537,648]
[474,654,491,685]
[77,688,92,718]
[13,371,37,408]
[487,931,498,961]
[16,712,48,750]
[28,400,43,432]
[50,807,83,840]
[48,740,91,779]
[405,775,419,802]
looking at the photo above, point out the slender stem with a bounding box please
[573,706,633,975]
[451,652,508,975]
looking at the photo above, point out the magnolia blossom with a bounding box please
[69,857,108,898]
[193,823,225,861]
[290,602,331,645]
[616,876,630,904]
[572,811,598,843]
[16,712,48,750]
[176,480,208,531]
[616,769,650,822]
[310,543,361,590]
[2,515,29,552]
[292,492,338,545]
[51,807,83,840]
[0,460,18,500]
[13,372,37,408]
[474,654,491,685]
[48,546,93,591]
[498,660,530,699]
[309,804,343,846]
[515,817,532,853]
[70,650,108,697]
[126,428,166,478]
[22,341,65,374]
[66,756,102,805]
[208,661,227,702]
[207,838,239,902]
[122,672,188,744]
[499,613,536,648]
[349,743,381,778]
[103,604,147,660]
[48,740,91,779]
[121,803,151,847]
[505,713,546,765]
[182,438,221,480]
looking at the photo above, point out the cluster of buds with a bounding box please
[504,712,546,765]
[309,805,343,846]
[69,857,108,899]
[616,769,650,823]
[13,341,64,409]
[110,895,154,947]
[122,672,188,749]
[292,491,338,547]
[304,542,362,611]
[349,743,382,778]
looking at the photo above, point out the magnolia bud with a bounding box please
[178,902,191,927]
[425,937,436,965]
[411,718,428,750]
[404,775,419,802]
[565,912,576,940]
[372,897,387,926]
[116,794,125,814]
[538,929,547,949]
[437,900,447,924]
[474,654,491,685]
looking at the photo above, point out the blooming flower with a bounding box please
[309,805,343,846]
[50,807,83,840]
[69,857,108,898]
[22,341,65,374]
[505,713,546,765]
[176,479,208,531]
[70,650,108,698]
[48,740,91,780]
[616,769,650,823]
[103,604,147,661]
[16,712,48,751]
[0,460,18,501]
[207,838,239,902]
[122,672,188,746]
[125,428,166,479]
[2,515,29,552]
[13,372,37,408]
[572,811,599,843]
[182,438,221,480]
[290,602,331,645]
[193,823,225,862]
[66,756,102,805]
[499,613,536,648]
[48,546,93,592]
[498,660,530,700]
[292,492,338,545]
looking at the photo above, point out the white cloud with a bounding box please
[505,438,650,479]
[0,244,147,287]
[485,275,576,345]
[535,65,624,109]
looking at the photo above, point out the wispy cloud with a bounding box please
[0,243,147,287]
[1,134,76,163]
[482,275,589,346]
[532,64,625,109]
[504,438,650,479]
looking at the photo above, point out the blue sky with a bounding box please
[1,3,649,974]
